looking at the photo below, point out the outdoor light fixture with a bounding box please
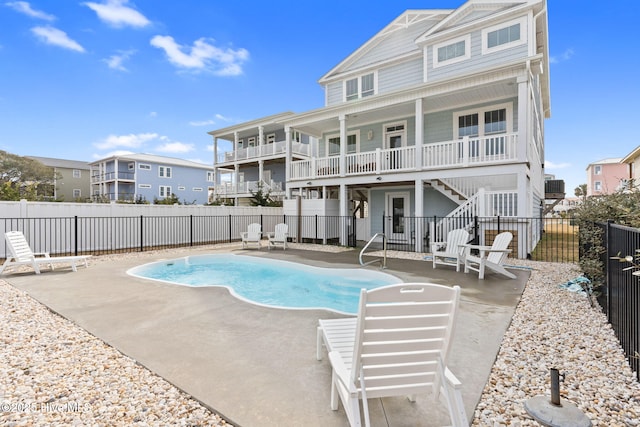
[306,181,312,185]
[367,130,374,140]
[376,176,382,181]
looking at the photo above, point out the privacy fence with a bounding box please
[595,221,640,380]
[1,212,578,263]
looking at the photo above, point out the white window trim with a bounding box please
[72,169,81,178]
[266,133,276,144]
[453,102,513,138]
[433,34,471,68]
[158,166,172,178]
[73,189,81,197]
[343,71,377,102]
[139,163,151,170]
[159,185,172,197]
[594,181,602,191]
[206,171,214,182]
[383,121,408,149]
[138,184,152,189]
[177,186,186,191]
[248,137,256,147]
[192,187,203,191]
[594,165,602,175]
[325,131,360,156]
[128,162,135,170]
[481,16,527,55]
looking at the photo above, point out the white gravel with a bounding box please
[1,245,639,426]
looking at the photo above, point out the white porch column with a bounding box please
[339,114,347,177]
[517,75,529,163]
[339,183,348,246]
[258,125,264,156]
[234,164,240,193]
[415,98,424,170]
[285,126,292,199]
[113,158,118,201]
[414,179,424,253]
[518,171,529,219]
[213,137,218,166]
[233,131,239,161]
[259,160,264,184]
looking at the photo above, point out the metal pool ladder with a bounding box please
[359,233,387,269]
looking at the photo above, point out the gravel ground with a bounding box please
[1,245,639,426]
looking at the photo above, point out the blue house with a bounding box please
[209,0,551,255]
[90,153,215,204]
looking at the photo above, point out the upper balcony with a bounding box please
[216,140,311,165]
[91,171,135,183]
[211,180,284,197]
[290,133,519,181]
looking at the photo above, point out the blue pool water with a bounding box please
[127,254,401,314]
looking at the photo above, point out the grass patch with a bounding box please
[531,220,579,263]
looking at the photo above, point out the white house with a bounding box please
[90,153,215,204]
[209,0,550,255]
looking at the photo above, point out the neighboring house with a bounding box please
[209,0,551,256]
[27,156,91,201]
[208,112,315,206]
[621,146,640,191]
[90,153,215,204]
[585,158,627,196]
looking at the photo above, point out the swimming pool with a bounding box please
[127,254,401,314]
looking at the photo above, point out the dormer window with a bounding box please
[345,72,376,101]
[482,17,527,54]
[433,35,470,68]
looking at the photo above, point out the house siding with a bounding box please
[378,58,424,95]
[326,82,343,106]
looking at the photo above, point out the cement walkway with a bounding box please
[4,245,529,426]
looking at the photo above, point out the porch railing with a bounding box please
[290,133,518,180]
[212,180,283,196]
[217,141,310,164]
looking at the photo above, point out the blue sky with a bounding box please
[1,0,639,194]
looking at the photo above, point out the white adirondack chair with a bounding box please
[463,231,515,279]
[267,223,288,250]
[316,282,468,427]
[240,223,262,249]
[0,231,91,275]
[430,228,470,271]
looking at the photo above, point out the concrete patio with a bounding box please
[4,245,529,426]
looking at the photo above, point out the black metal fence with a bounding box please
[597,221,640,380]
[1,214,578,262]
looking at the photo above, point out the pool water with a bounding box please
[127,254,401,314]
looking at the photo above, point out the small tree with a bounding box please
[0,150,58,201]
[249,182,282,207]
[574,183,588,202]
[153,193,181,205]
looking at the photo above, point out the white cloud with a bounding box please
[206,144,214,152]
[148,111,157,118]
[83,0,150,28]
[150,35,249,75]
[94,132,159,150]
[550,48,574,64]
[156,141,195,154]
[103,49,135,71]
[189,119,216,126]
[5,1,55,21]
[545,160,571,169]
[31,26,84,52]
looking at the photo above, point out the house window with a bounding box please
[139,164,151,170]
[484,109,507,134]
[72,169,81,178]
[433,35,470,67]
[327,132,358,156]
[128,162,135,170]
[159,185,172,197]
[73,189,81,198]
[344,73,375,101]
[207,171,214,182]
[138,184,151,189]
[192,187,203,192]
[159,166,172,178]
[177,186,186,191]
[594,165,602,175]
[482,18,526,54]
[248,137,256,147]
[594,181,602,191]
[455,104,512,157]
[291,131,302,143]
[458,114,479,137]
[266,134,276,144]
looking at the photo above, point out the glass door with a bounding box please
[385,192,410,242]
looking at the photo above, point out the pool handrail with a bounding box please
[359,233,387,269]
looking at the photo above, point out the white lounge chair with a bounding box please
[267,223,288,250]
[431,228,470,271]
[317,283,468,427]
[240,223,262,249]
[463,231,515,280]
[1,231,91,275]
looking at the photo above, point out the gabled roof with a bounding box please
[318,9,452,84]
[586,158,623,169]
[416,0,528,42]
[27,156,90,170]
[90,153,212,169]
[622,146,640,164]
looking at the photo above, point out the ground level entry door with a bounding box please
[385,192,410,242]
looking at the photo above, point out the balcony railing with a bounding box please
[217,140,310,164]
[290,133,518,180]
[91,171,135,183]
[212,180,283,196]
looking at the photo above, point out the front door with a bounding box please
[385,123,405,170]
[385,192,410,242]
